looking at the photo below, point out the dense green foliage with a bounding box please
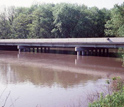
[0,3,110,39]
[89,77,124,107]
[89,90,124,107]
[0,2,124,39]
[105,3,124,37]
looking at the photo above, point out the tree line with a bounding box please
[0,3,123,39]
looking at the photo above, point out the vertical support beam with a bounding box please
[85,49,87,55]
[106,48,109,54]
[82,50,85,56]
[103,48,105,55]
[37,47,39,53]
[30,48,32,52]
[26,47,29,52]
[32,47,35,52]
[87,50,90,56]
[95,48,97,55]
[29,48,31,52]
[44,47,46,53]
[41,47,42,52]
[17,45,21,53]
[99,48,101,55]
[23,48,26,52]
[93,49,96,55]
[91,49,93,55]
[48,47,50,52]
[38,47,40,53]
[77,51,80,56]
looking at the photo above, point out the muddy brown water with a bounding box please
[0,51,123,107]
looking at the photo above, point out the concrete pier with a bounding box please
[75,47,109,56]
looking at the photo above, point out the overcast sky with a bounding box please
[0,0,123,9]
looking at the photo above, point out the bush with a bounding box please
[89,77,124,107]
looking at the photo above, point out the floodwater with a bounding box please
[0,51,124,107]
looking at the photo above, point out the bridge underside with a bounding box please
[0,45,18,51]
[0,44,122,56]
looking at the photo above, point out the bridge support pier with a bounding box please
[75,47,85,56]
[75,47,109,56]
[37,47,39,53]
[40,47,42,52]
[17,46,51,53]
[82,51,85,56]
[44,47,46,52]
[17,46,24,53]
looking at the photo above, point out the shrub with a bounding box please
[89,77,124,107]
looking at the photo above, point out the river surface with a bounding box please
[0,51,124,107]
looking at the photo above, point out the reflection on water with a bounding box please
[0,51,123,107]
[0,63,98,88]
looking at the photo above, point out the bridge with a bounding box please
[0,37,124,55]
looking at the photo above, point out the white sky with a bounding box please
[0,0,123,9]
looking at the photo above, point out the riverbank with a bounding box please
[89,77,124,107]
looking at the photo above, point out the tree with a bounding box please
[30,4,54,38]
[52,4,82,38]
[0,8,12,39]
[0,3,112,39]
[105,3,124,37]
[12,13,31,38]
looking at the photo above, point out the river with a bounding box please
[0,51,123,107]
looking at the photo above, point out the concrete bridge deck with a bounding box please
[0,37,124,55]
[0,37,123,47]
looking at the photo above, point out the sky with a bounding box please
[0,0,123,9]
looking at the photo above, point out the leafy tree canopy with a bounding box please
[1,2,122,39]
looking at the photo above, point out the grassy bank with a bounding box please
[89,77,124,107]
